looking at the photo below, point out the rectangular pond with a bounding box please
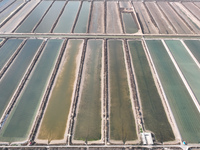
[15,1,52,33]
[146,40,200,143]
[74,40,102,141]
[128,40,174,142]
[53,1,80,33]
[0,0,15,12]
[122,13,138,34]
[0,39,42,121]
[106,2,123,34]
[165,40,200,105]
[34,1,65,33]
[0,39,63,143]
[108,40,137,142]
[0,39,23,71]
[0,0,40,33]
[74,1,90,33]
[0,0,24,24]
[89,2,104,33]
[184,40,200,64]
[157,2,192,34]
[37,40,83,143]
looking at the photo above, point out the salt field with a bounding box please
[37,40,83,143]
[0,39,23,71]
[0,39,42,120]
[128,41,174,142]
[108,40,137,142]
[89,2,104,33]
[146,40,200,143]
[184,40,200,64]
[1,0,200,147]
[74,1,90,33]
[106,2,123,34]
[15,1,52,33]
[165,40,200,105]
[0,0,24,23]
[34,1,65,33]
[122,13,138,34]
[0,39,62,142]
[53,1,80,33]
[74,40,102,142]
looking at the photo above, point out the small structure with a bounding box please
[141,132,154,145]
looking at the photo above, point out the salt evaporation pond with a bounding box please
[53,1,80,33]
[74,40,102,141]
[37,40,83,143]
[108,40,137,142]
[128,41,174,142]
[34,1,65,33]
[0,39,23,71]
[146,40,200,143]
[165,40,200,105]
[0,0,24,23]
[106,2,123,33]
[184,40,200,63]
[0,39,63,143]
[89,2,104,33]
[15,1,52,33]
[74,1,90,33]
[0,0,40,33]
[0,39,42,120]
[122,13,138,34]
[0,0,15,12]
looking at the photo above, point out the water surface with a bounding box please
[34,1,65,33]
[74,1,90,33]
[53,1,80,33]
[0,39,23,71]
[122,13,138,34]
